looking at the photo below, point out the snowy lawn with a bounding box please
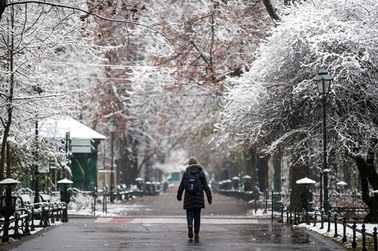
[298,221,377,250]
[253,209,377,251]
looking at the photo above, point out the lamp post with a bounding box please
[33,119,39,204]
[108,118,116,203]
[32,85,44,204]
[314,69,333,214]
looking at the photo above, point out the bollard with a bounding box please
[102,186,108,214]
[280,204,284,222]
[93,187,97,215]
[43,205,49,227]
[374,227,377,251]
[298,209,301,225]
[254,186,259,213]
[342,217,347,243]
[30,207,36,231]
[265,189,268,214]
[289,208,293,224]
[362,224,367,251]
[286,208,289,224]
[352,222,357,249]
[320,210,324,229]
[327,211,331,232]
[271,190,274,223]
[333,214,338,237]
[24,215,31,235]
[51,208,55,224]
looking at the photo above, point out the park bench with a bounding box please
[18,194,49,228]
[332,207,369,213]
[0,196,31,241]
[39,194,66,224]
[0,193,68,241]
[13,207,31,237]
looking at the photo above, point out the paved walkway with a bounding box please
[6,186,346,251]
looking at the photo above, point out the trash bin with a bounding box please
[57,178,73,222]
[232,176,240,190]
[0,196,17,217]
[144,181,154,195]
[301,189,313,211]
[135,177,144,191]
[242,175,252,192]
[224,179,232,190]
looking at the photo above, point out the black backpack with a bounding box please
[184,171,202,194]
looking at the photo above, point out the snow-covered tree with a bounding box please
[0,2,89,184]
[219,0,378,221]
[85,0,274,182]
[0,1,134,187]
[0,0,284,187]
[130,0,272,172]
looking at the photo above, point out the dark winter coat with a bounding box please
[177,164,212,209]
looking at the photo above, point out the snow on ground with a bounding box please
[252,209,375,250]
[298,221,377,250]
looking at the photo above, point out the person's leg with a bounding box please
[186,209,194,239]
[193,208,201,239]
[186,208,194,226]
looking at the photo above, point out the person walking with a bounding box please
[177,156,212,241]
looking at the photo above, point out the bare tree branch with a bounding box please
[1,1,168,39]
[262,0,280,21]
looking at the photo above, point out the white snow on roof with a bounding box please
[39,116,106,140]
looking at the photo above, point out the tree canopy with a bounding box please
[217,0,378,219]
[2,1,378,217]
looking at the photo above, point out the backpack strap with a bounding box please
[186,170,204,187]
[196,171,204,188]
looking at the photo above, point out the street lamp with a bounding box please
[34,119,40,203]
[314,68,333,214]
[32,85,44,204]
[108,118,116,203]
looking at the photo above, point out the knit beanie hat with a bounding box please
[188,156,198,165]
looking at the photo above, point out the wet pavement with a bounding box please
[7,186,346,251]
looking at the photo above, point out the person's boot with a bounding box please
[195,234,199,241]
[188,225,193,239]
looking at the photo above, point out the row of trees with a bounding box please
[216,0,378,221]
[0,1,91,188]
[85,0,274,184]
[1,0,378,221]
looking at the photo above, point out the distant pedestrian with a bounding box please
[177,156,212,241]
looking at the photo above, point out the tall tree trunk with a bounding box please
[0,0,6,20]
[0,5,14,193]
[257,153,270,193]
[273,147,282,192]
[244,146,253,176]
[355,140,378,222]
[250,146,258,191]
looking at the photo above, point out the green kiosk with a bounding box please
[40,116,106,191]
